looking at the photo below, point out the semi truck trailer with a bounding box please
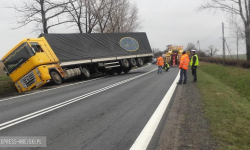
[2,33,153,93]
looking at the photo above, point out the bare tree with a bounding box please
[65,0,99,33]
[90,0,114,33]
[228,6,245,60]
[198,0,250,61]
[206,45,219,57]
[66,0,141,33]
[65,0,84,33]
[152,48,163,57]
[121,3,141,32]
[197,50,208,57]
[103,0,141,33]
[9,0,72,33]
[10,0,141,34]
[185,42,197,52]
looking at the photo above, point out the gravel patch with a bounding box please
[156,70,218,150]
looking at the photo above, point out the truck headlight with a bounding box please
[35,68,41,76]
[15,82,22,90]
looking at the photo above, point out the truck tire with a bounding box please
[50,71,62,85]
[121,59,130,68]
[81,67,90,79]
[137,58,144,67]
[129,58,137,67]
[123,67,131,74]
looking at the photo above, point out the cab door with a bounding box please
[29,41,54,63]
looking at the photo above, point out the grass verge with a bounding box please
[199,62,250,100]
[0,76,17,98]
[196,63,250,150]
[0,61,17,97]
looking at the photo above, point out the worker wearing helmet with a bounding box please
[156,56,164,74]
[190,50,199,82]
[177,51,189,84]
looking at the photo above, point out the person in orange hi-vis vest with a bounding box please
[156,56,164,74]
[177,51,190,84]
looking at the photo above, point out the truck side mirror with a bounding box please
[3,67,9,76]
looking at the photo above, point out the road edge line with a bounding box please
[130,70,180,150]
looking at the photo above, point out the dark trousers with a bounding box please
[192,66,197,81]
[179,68,187,83]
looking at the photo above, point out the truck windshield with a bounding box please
[3,42,35,74]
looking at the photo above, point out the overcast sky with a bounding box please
[0,0,246,59]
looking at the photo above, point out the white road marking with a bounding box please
[0,68,157,131]
[0,63,151,102]
[130,71,180,150]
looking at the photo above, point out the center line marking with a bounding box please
[0,63,151,102]
[0,68,157,131]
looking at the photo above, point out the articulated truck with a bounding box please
[2,33,153,93]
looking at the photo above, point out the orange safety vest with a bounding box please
[179,54,190,70]
[157,57,164,66]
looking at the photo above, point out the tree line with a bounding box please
[10,0,141,34]
[152,43,218,58]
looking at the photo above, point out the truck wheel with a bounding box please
[123,67,131,74]
[129,58,137,67]
[50,71,62,85]
[137,58,144,67]
[81,67,90,79]
[121,59,130,68]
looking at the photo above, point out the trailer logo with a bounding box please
[120,37,139,52]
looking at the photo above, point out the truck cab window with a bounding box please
[30,42,44,53]
[3,42,35,74]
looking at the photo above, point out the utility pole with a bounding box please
[197,40,200,56]
[222,22,225,66]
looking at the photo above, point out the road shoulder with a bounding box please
[156,70,218,150]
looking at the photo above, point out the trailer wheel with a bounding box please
[50,71,62,85]
[121,59,130,68]
[129,58,137,67]
[137,58,144,67]
[81,67,90,79]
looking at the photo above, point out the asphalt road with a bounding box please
[0,64,179,150]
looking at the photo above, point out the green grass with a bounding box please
[0,76,11,81]
[196,63,250,150]
[199,62,250,100]
[0,62,17,97]
[0,79,17,97]
[0,61,5,76]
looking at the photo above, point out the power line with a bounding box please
[200,26,222,42]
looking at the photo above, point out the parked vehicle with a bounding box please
[152,58,157,64]
[2,33,153,93]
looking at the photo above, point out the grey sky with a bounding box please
[0,0,246,59]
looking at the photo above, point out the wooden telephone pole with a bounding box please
[222,22,225,66]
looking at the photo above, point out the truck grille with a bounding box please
[19,71,36,88]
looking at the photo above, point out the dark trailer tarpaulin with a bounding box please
[41,32,153,62]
